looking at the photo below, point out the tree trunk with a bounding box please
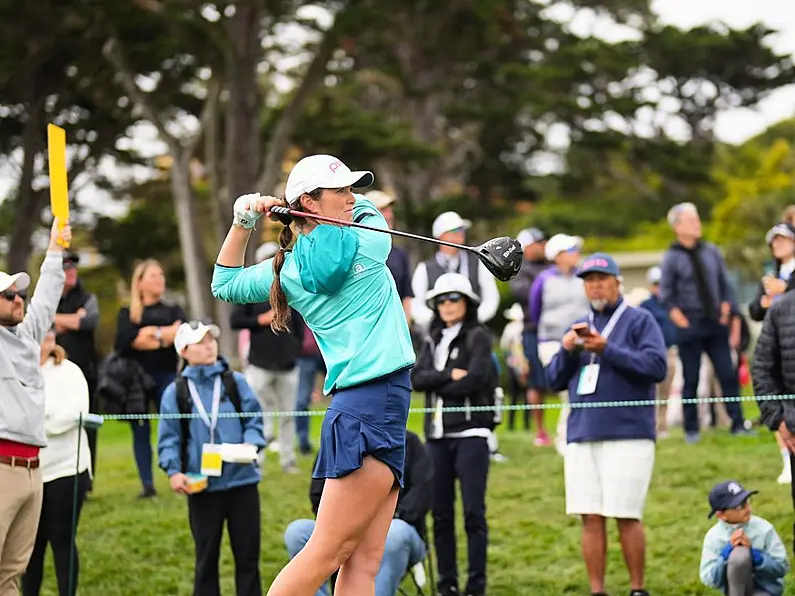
[205,93,237,362]
[170,153,210,321]
[224,0,263,265]
[7,98,45,272]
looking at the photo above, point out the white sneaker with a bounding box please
[778,467,791,485]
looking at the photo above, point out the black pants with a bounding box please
[22,472,91,596]
[507,371,530,431]
[188,483,262,596]
[429,437,490,595]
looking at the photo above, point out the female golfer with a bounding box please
[212,154,415,595]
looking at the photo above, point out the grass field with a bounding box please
[33,399,795,596]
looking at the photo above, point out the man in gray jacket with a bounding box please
[0,220,69,594]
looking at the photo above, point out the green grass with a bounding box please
[35,399,795,595]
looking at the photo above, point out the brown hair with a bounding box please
[270,189,323,332]
[782,205,795,226]
[129,259,163,324]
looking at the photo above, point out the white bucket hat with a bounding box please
[0,271,31,293]
[544,233,584,262]
[285,155,373,206]
[174,321,221,354]
[432,211,472,239]
[425,273,481,309]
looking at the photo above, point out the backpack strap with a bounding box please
[175,377,192,474]
[221,369,243,414]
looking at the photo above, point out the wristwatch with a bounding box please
[155,327,165,348]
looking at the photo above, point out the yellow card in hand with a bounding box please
[47,124,69,248]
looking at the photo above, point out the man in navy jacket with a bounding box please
[546,253,667,596]
[659,202,747,442]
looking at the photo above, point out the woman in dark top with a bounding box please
[411,273,496,596]
[115,259,186,498]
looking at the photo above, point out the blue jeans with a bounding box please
[284,518,426,596]
[131,372,175,489]
[295,356,325,452]
[677,319,745,434]
[522,330,547,390]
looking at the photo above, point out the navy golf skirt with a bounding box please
[313,368,412,487]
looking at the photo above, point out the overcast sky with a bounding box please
[3,0,794,220]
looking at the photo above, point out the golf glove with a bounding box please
[233,193,263,229]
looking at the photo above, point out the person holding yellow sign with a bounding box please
[0,218,71,595]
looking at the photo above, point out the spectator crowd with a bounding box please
[2,195,795,596]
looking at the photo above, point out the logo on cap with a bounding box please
[727,482,742,495]
[329,160,342,173]
[584,258,609,269]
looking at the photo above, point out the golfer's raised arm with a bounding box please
[212,193,279,304]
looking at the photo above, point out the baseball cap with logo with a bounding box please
[0,271,31,294]
[174,321,221,354]
[578,252,621,278]
[707,480,758,518]
[285,155,374,206]
[517,228,546,249]
[544,233,583,262]
[432,212,472,239]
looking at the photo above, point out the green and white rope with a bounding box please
[97,394,790,421]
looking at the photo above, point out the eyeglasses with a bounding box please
[435,293,464,306]
[1,289,27,302]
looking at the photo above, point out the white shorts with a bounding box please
[564,439,655,520]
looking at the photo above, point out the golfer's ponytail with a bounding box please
[270,188,322,333]
[270,224,294,333]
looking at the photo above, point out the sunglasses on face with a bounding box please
[1,289,27,302]
[435,293,464,306]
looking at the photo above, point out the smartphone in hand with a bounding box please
[572,323,591,338]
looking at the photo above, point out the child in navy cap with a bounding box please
[699,480,788,595]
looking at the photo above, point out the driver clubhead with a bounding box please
[475,237,523,282]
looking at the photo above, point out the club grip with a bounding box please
[268,205,293,225]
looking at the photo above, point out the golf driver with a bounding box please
[268,206,523,282]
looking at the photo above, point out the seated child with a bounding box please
[157,321,267,596]
[699,480,789,596]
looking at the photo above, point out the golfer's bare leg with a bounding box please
[266,456,395,596]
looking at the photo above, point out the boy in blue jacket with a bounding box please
[700,480,788,596]
[158,321,266,596]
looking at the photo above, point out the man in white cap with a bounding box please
[528,233,590,452]
[364,190,413,325]
[0,219,71,594]
[229,242,303,473]
[410,211,499,330]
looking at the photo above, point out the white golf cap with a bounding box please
[516,227,546,249]
[174,321,221,354]
[432,211,472,239]
[285,154,374,206]
[425,272,480,308]
[0,271,30,293]
[364,190,396,209]
[647,265,662,284]
[544,233,583,262]
[255,241,279,263]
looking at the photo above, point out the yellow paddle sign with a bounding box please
[47,124,70,248]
